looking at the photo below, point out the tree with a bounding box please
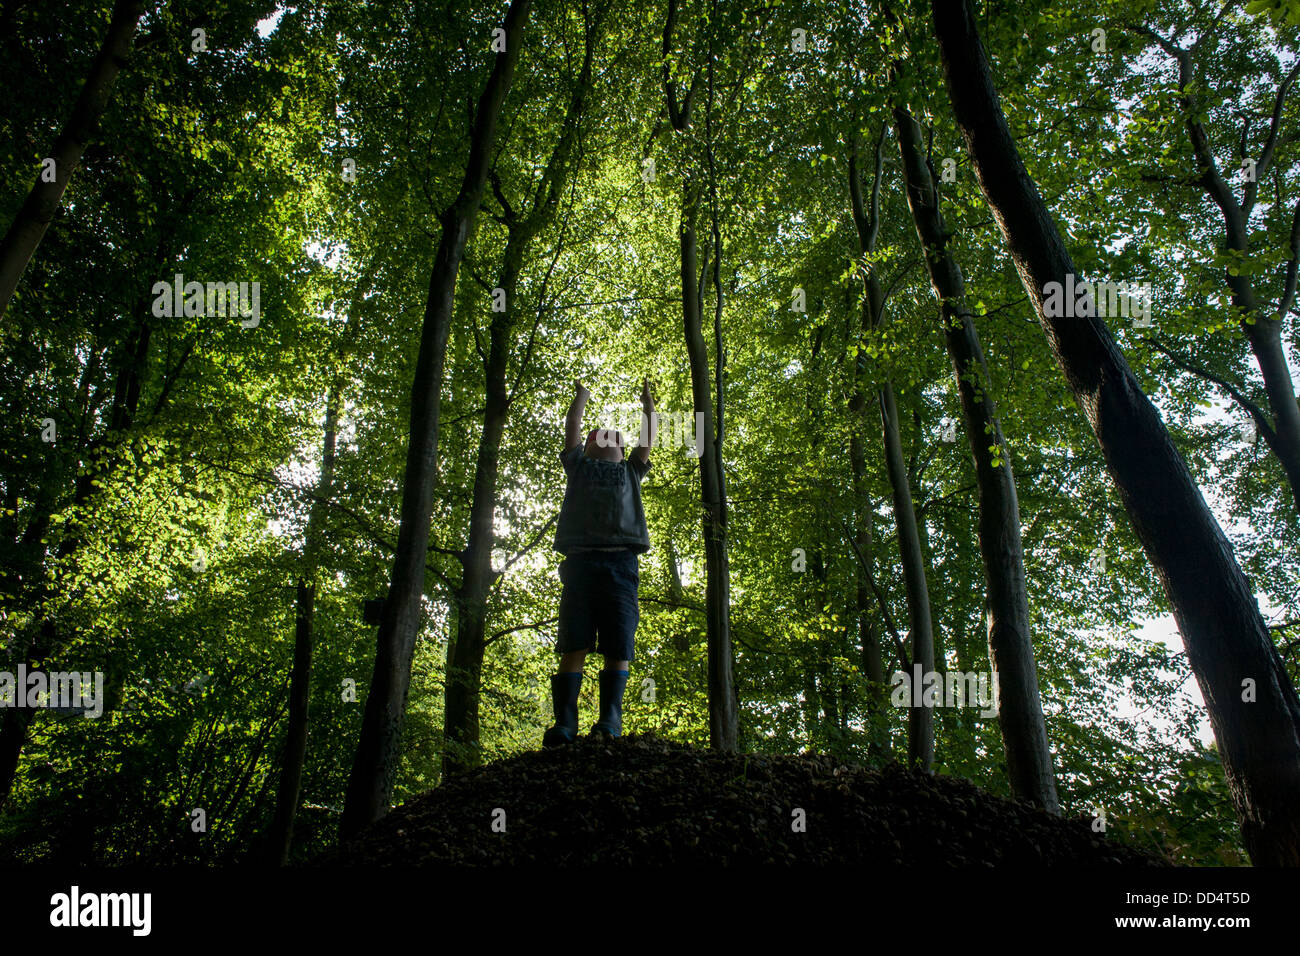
[441,1,608,776]
[660,0,739,751]
[340,0,533,839]
[847,124,935,771]
[930,0,1300,864]
[0,0,146,321]
[1134,19,1300,517]
[893,100,1059,812]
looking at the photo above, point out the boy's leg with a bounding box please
[545,557,596,747]
[555,555,597,665]
[590,552,638,737]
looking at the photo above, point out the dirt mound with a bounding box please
[321,735,1167,866]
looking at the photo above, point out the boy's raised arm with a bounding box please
[564,381,590,453]
[632,377,654,466]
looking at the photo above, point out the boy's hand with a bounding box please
[634,378,655,465]
[576,380,590,399]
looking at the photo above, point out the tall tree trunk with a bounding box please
[267,382,340,864]
[848,128,935,771]
[340,0,531,841]
[663,0,738,751]
[0,0,145,321]
[878,383,935,771]
[932,0,1300,864]
[894,103,1059,813]
[440,254,513,776]
[441,3,605,776]
[680,182,738,751]
[848,382,885,755]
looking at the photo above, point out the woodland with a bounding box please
[1,0,1299,868]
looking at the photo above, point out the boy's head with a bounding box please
[584,428,625,462]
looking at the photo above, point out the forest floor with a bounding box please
[321,735,1168,866]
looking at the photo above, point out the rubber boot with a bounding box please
[542,671,583,747]
[590,669,629,738]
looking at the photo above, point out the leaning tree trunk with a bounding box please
[932,0,1300,865]
[0,0,146,321]
[340,0,532,841]
[894,103,1059,813]
[848,128,935,771]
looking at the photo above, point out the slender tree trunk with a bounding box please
[663,0,738,751]
[704,10,738,752]
[441,5,605,775]
[848,392,886,756]
[441,256,513,776]
[878,383,935,771]
[932,0,1300,864]
[680,181,738,751]
[340,0,531,841]
[267,384,340,864]
[0,0,145,321]
[848,431,882,684]
[1206,181,1300,515]
[848,129,935,771]
[894,103,1059,813]
[1241,316,1300,515]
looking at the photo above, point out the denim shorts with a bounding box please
[556,550,639,663]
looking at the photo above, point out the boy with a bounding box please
[543,378,655,745]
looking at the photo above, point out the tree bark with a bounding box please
[894,103,1059,813]
[848,128,935,771]
[680,181,738,751]
[0,0,145,321]
[340,0,532,841]
[932,0,1300,864]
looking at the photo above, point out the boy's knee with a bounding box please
[558,649,588,673]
